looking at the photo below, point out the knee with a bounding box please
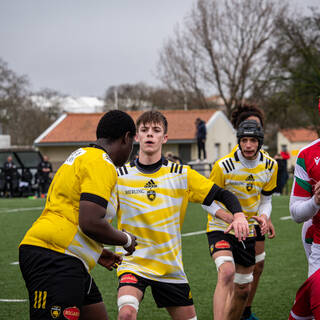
[233,272,253,301]
[254,260,265,277]
[234,283,250,301]
[118,295,139,320]
[118,306,136,320]
[218,263,235,285]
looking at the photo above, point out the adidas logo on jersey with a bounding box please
[144,179,157,189]
[246,174,255,182]
[315,157,320,165]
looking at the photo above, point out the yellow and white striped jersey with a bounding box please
[115,158,215,283]
[207,147,278,236]
[20,146,117,271]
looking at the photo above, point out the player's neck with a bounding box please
[237,149,260,168]
[139,150,162,165]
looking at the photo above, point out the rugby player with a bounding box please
[114,110,248,320]
[206,119,277,320]
[19,110,138,320]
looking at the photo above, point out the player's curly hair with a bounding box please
[231,103,265,129]
[136,110,168,134]
[96,110,136,140]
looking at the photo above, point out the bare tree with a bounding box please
[267,10,320,134]
[0,58,63,145]
[103,82,207,110]
[157,0,288,117]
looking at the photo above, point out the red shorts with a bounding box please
[289,268,320,319]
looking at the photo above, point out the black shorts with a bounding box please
[19,245,102,320]
[118,273,193,308]
[207,231,256,267]
[254,224,265,242]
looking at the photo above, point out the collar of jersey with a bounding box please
[134,156,168,174]
[88,143,112,163]
[235,149,261,169]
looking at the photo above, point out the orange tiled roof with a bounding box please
[281,128,319,142]
[38,109,217,144]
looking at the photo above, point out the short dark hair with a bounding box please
[231,103,264,129]
[136,110,168,134]
[96,110,136,140]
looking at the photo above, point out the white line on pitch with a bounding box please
[0,207,43,213]
[280,216,292,220]
[0,299,27,302]
[182,230,206,237]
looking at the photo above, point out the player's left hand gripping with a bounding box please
[122,229,138,256]
[98,248,123,271]
[253,214,268,236]
[225,212,249,241]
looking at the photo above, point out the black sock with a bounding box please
[242,306,252,318]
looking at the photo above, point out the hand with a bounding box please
[122,229,138,256]
[267,219,276,239]
[252,214,268,236]
[98,248,123,271]
[225,212,249,241]
[314,181,320,205]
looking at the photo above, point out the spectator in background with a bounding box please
[3,155,18,197]
[274,146,290,195]
[0,169,5,196]
[165,151,175,162]
[280,145,290,161]
[165,151,182,164]
[195,118,207,161]
[37,155,52,197]
[274,153,287,195]
[20,168,34,197]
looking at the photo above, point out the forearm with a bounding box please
[216,208,233,224]
[290,195,320,223]
[81,219,128,246]
[79,200,129,246]
[212,186,242,214]
[258,195,272,219]
[202,202,233,223]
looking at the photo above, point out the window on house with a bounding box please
[215,143,221,160]
[178,144,191,163]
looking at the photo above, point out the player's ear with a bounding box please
[122,131,132,145]
[162,134,168,144]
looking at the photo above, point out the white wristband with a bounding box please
[123,232,132,249]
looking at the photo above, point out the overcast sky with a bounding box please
[0,1,319,98]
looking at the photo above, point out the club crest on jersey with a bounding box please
[50,306,61,319]
[245,174,255,192]
[147,190,156,201]
[145,179,157,201]
[315,157,320,165]
[63,306,80,320]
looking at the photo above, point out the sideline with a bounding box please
[182,230,206,237]
[0,299,27,302]
[280,216,292,220]
[0,207,43,213]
